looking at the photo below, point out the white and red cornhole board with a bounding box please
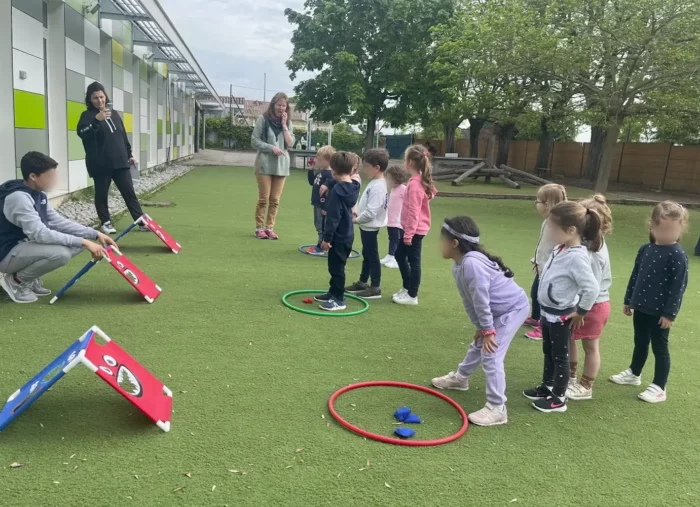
[115,214,181,254]
[104,246,162,303]
[0,326,172,433]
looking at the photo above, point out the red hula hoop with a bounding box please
[328,381,469,447]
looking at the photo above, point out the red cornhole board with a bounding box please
[141,214,181,254]
[104,246,162,303]
[83,328,173,432]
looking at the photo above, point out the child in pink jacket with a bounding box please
[392,145,437,306]
[381,165,408,269]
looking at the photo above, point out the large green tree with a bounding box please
[285,0,455,151]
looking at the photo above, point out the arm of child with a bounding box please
[571,255,599,315]
[4,193,85,248]
[662,249,689,320]
[46,202,99,240]
[402,184,421,242]
[624,245,645,307]
[464,258,495,333]
[355,187,385,225]
[308,169,316,186]
[322,190,341,244]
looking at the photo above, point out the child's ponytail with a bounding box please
[549,201,604,252]
[404,144,434,198]
[583,207,604,252]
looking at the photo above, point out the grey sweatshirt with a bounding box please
[590,240,611,304]
[3,192,98,248]
[355,178,388,231]
[538,245,599,316]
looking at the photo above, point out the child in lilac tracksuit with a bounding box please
[432,216,529,427]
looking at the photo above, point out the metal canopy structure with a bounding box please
[100,0,224,110]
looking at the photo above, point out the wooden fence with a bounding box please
[416,138,700,194]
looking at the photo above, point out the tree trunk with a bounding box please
[594,123,622,194]
[468,118,485,158]
[364,116,377,152]
[586,125,605,181]
[536,118,555,170]
[496,123,516,168]
[443,121,458,154]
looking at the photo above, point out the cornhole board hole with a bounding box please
[0,326,173,433]
[116,214,181,254]
[50,246,162,305]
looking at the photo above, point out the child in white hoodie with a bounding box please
[345,149,389,300]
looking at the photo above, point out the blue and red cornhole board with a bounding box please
[0,326,173,433]
[50,246,162,304]
[116,214,181,254]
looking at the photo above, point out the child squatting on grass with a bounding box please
[315,152,360,312]
[610,201,689,403]
[345,149,389,300]
[431,216,530,427]
[566,195,613,401]
[381,165,408,270]
[525,183,568,340]
[392,144,437,306]
[307,146,337,254]
[524,201,602,414]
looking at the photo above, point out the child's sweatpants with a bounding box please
[457,304,529,406]
[313,206,325,245]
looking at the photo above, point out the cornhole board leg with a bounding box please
[114,219,142,242]
[50,258,101,304]
[0,329,95,432]
[81,326,173,432]
[103,246,163,303]
[140,214,181,254]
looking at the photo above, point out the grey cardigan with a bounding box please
[251,115,294,177]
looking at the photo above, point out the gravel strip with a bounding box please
[57,164,193,226]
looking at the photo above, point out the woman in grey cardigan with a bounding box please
[251,92,295,239]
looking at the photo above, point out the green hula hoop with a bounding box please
[282,290,370,317]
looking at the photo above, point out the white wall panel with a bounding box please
[68,160,89,192]
[123,70,133,93]
[65,37,86,75]
[84,18,100,54]
[11,8,43,59]
[12,49,44,95]
[112,87,124,111]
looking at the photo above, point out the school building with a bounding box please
[1,0,223,198]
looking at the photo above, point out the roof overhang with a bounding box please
[101,0,225,110]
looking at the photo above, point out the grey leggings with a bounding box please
[0,242,82,282]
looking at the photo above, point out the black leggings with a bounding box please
[387,227,401,256]
[530,274,541,320]
[541,319,571,397]
[94,168,143,225]
[630,311,670,389]
[359,229,381,287]
[394,232,424,298]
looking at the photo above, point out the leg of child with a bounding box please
[406,235,424,298]
[313,207,324,246]
[649,323,670,389]
[569,338,579,382]
[530,274,541,320]
[629,311,653,377]
[387,227,400,257]
[328,243,351,301]
[549,321,571,398]
[363,230,380,288]
[394,234,410,291]
[541,321,555,388]
[481,305,530,406]
[580,339,600,389]
[359,230,373,286]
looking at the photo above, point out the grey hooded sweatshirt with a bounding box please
[537,245,599,316]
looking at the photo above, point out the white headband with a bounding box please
[443,223,479,244]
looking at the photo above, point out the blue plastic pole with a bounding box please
[49,259,99,304]
[114,221,139,242]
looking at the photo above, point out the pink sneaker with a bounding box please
[525,326,543,340]
[255,230,268,239]
[266,230,279,240]
[525,317,540,328]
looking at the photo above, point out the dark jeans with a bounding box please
[328,242,352,300]
[530,274,541,320]
[359,229,381,287]
[94,168,143,225]
[313,206,325,245]
[387,227,401,256]
[395,232,424,298]
[630,310,671,388]
[695,235,700,256]
[541,319,571,397]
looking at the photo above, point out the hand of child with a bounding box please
[481,333,498,354]
[320,185,328,196]
[623,305,633,316]
[321,241,332,252]
[352,217,357,224]
[567,313,585,330]
[473,331,481,343]
[321,210,327,216]
[403,237,413,246]
[659,316,674,329]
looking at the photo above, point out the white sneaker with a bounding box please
[384,258,399,269]
[393,292,418,306]
[468,402,508,427]
[431,371,469,391]
[393,288,408,298]
[610,368,642,386]
[638,384,666,403]
[567,382,593,401]
[568,377,577,388]
[102,221,117,235]
[380,255,391,265]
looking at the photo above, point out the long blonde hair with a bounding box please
[404,144,434,198]
[580,194,613,236]
[537,184,568,212]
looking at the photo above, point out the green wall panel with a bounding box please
[67,101,85,131]
[157,119,163,135]
[14,90,46,130]
[68,134,86,161]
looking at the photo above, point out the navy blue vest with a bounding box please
[0,180,49,261]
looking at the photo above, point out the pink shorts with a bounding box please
[573,301,610,340]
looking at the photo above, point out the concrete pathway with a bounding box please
[190,150,257,167]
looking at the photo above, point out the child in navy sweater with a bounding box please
[307,146,337,253]
[610,201,689,403]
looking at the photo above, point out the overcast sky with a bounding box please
[159,0,308,101]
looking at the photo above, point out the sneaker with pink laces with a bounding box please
[266,229,279,240]
[525,326,543,340]
[255,230,268,239]
[524,317,540,328]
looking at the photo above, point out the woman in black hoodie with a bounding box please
[77,81,144,234]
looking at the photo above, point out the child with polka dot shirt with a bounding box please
[610,201,689,403]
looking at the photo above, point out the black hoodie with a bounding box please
[77,108,132,177]
[0,180,48,261]
[323,180,360,245]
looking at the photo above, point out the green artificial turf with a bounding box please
[1,167,699,506]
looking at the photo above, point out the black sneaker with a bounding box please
[532,395,567,413]
[345,281,369,293]
[523,384,552,401]
[356,287,382,299]
[314,292,333,302]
